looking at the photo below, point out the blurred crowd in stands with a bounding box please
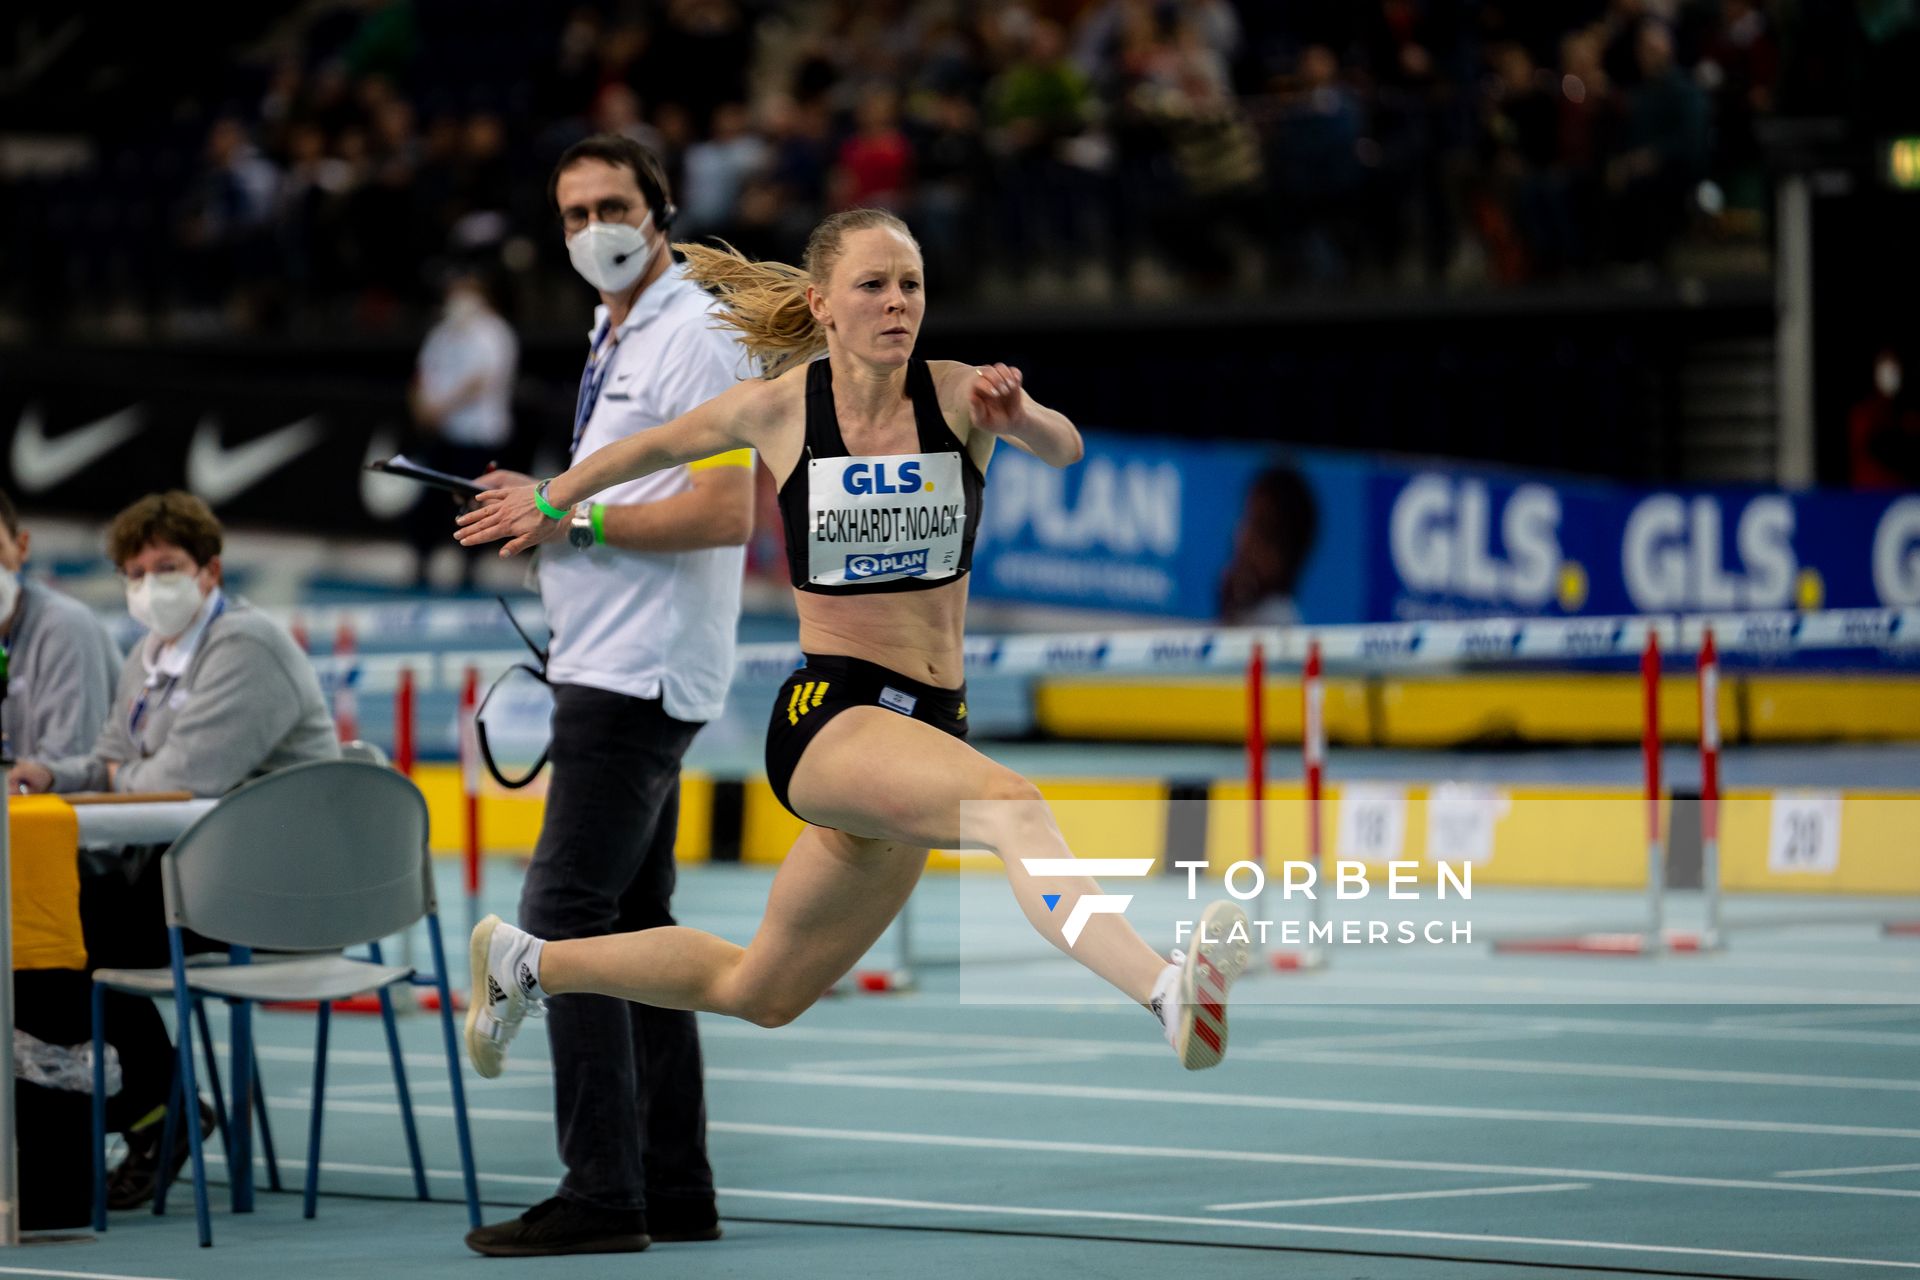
[4,0,1900,340]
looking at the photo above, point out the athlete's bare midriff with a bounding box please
[794,578,969,687]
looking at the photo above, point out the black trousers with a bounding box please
[518,682,713,1216]
[79,851,221,1133]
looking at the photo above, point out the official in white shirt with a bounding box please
[408,266,519,588]
[461,135,754,1258]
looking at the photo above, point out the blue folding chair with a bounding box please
[89,759,481,1245]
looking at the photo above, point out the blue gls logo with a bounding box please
[843,461,925,495]
[847,548,931,578]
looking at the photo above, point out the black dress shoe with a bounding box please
[465,1196,651,1257]
[648,1209,722,1242]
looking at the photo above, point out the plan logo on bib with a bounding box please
[847,548,931,579]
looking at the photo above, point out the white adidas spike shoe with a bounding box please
[465,914,540,1079]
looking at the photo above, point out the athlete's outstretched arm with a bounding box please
[941,360,1083,468]
[456,376,774,555]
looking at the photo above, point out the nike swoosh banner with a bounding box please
[0,346,449,534]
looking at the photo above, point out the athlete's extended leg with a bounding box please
[542,824,925,1025]
[468,822,928,1080]
[788,708,1170,1005]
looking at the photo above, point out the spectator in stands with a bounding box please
[0,489,120,764]
[1850,347,1920,489]
[406,266,520,589]
[678,102,771,236]
[832,86,913,211]
[987,17,1100,290]
[8,491,338,1210]
[1608,20,1708,266]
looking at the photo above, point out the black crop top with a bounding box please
[777,357,985,595]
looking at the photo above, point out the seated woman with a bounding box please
[11,490,339,1209]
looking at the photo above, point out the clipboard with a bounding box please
[366,454,486,500]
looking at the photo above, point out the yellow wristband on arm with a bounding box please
[689,448,754,472]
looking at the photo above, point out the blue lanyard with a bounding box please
[571,320,617,459]
[129,595,226,747]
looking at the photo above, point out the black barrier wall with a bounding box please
[0,287,1770,536]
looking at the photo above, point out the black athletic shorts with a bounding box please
[765,653,969,821]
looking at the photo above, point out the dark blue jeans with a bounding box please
[519,682,712,1216]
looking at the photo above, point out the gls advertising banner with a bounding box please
[970,435,1378,619]
[1375,473,1920,620]
[967,430,1920,623]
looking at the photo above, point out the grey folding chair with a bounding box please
[338,740,391,767]
[89,759,481,1246]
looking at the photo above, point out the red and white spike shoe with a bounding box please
[1161,900,1251,1070]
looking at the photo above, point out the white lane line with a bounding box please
[232,1026,1904,1092]
[200,1150,553,1187]
[698,1067,1920,1141]
[797,1048,1111,1073]
[1713,1007,1920,1028]
[1208,1182,1589,1211]
[1251,1048,1920,1093]
[268,1104,1920,1202]
[0,1269,182,1280]
[714,1186,1920,1271]
[1775,1162,1920,1179]
[1047,1003,1920,1046]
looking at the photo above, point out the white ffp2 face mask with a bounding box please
[566,216,658,294]
[1877,359,1903,399]
[0,568,18,625]
[127,571,206,640]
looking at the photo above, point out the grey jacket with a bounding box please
[3,580,121,762]
[46,593,339,795]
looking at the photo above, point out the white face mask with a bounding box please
[566,215,658,294]
[0,568,18,625]
[1877,359,1902,399]
[127,571,206,640]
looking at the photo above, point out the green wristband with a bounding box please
[589,502,606,546]
[532,479,568,521]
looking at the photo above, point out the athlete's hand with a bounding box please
[967,363,1027,435]
[455,484,568,556]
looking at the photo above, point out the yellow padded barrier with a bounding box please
[1717,792,1920,894]
[1202,784,1654,889]
[1033,676,1369,743]
[1378,676,1720,746]
[1745,679,1920,741]
[413,764,711,862]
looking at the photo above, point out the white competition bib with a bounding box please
[807,452,966,587]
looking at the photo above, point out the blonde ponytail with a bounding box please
[674,240,823,380]
[675,208,921,381]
